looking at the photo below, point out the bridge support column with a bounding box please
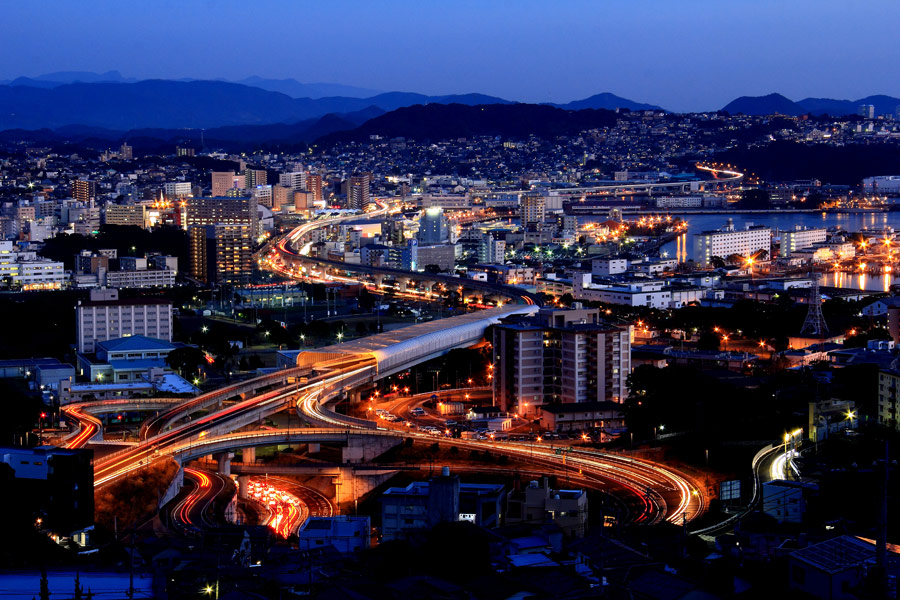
[341,435,402,463]
[215,452,235,476]
[400,280,409,292]
[308,443,321,454]
[242,446,256,464]
[333,467,399,508]
[237,475,250,499]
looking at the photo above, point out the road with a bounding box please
[168,467,234,531]
[246,476,333,537]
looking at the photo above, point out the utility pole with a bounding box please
[873,440,889,597]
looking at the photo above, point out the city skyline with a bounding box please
[1,0,898,112]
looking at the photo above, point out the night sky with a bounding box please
[3,0,898,111]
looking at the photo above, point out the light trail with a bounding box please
[248,479,303,537]
[62,406,103,449]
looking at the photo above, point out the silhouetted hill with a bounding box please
[713,140,900,185]
[721,93,804,116]
[0,105,382,153]
[723,93,900,117]
[318,103,619,144]
[555,92,662,111]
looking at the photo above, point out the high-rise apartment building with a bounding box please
[184,196,258,230]
[244,169,267,188]
[70,180,97,204]
[306,173,323,203]
[103,204,147,228]
[163,181,192,199]
[189,224,252,286]
[520,193,545,227]
[185,196,257,286]
[119,143,133,160]
[279,171,307,191]
[75,288,173,354]
[492,308,631,417]
[348,173,371,210]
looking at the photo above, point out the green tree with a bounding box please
[165,346,205,378]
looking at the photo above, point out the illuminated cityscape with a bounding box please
[1,1,900,598]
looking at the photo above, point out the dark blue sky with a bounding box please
[4,0,898,112]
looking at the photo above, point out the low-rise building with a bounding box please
[789,536,898,599]
[75,288,173,354]
[297,516,370,554]
[381,467,506,541]
[0,240,66,291]
[539,401,625,433]
[506,478,588,538]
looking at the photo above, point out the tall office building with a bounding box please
[520,193,545,227]
[211,171,237,197]
[306,173,323,202]
[348,173,371,210]
[492,308,631,417]
[417,207,450,244]
[244,169,267,188]
[189,224,252,286]
[119,143,133,160]
[70,179,97,204]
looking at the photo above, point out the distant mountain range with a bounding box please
[0,71,897,140]
[0,72,660,131]
[721,93,900,117]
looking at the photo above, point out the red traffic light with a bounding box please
[39,412,47,419]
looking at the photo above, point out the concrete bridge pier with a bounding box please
[237,475,250,499]
[216,451,235,475]
[341,435,402,463]
[241,446,256,464]
[333,467,399,506]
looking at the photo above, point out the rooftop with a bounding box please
[791,536,879,574]
[98,335,178,353]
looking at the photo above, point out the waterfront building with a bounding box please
[693,219,771,266]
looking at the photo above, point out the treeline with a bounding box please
[40,224,189,271]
